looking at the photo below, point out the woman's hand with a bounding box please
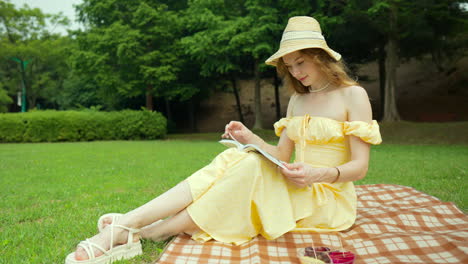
[280,162,328,188]
[221,121,254,145]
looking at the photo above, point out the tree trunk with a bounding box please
[274,72,281,120]
[146,84,154,111]
[29,95,36,110]
[378,43,386,121]
[252,60,263,129]
[382,5,401,122]
[164,98,172,121]
[188,98,197,132]
[431,49,445,72]
[231,78,244,123]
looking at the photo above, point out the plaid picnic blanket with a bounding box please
[155,184,468,264]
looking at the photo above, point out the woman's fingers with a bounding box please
[280,167,304,179]
[221,123,231,138]
[288,177,307,187]
[224,122,238,138]
[223,124,230,138]
[280,164,309,187]
[226,121,239,131]
[229,120,243,128]
[225,121,254,143]
[285,162,304,170]
[224,121,243,137]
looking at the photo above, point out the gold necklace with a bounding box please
[308,82,331,93]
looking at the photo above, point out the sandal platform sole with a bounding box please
[65,241,142,264]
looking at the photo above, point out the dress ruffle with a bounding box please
[344,120,382,145]
[273,118,290,137]
[274,116,382,145]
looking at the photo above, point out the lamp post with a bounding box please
[11,57,30,112]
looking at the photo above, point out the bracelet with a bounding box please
[331,167,341,183]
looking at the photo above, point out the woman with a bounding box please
[66,16,382,263]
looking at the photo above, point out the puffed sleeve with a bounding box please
[273,118,290,137]
[343,120,382,145]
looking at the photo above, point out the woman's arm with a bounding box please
[221,121,294,163]
[222,95,296,163]
[336,85,373,181]
[250,128,295,163]
[280,86,373,187]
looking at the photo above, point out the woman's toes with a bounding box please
[73,232,108,260]
[102,217,112,228]
[74,247,88,261]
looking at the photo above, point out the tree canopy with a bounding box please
[1,0,466,127]
[0,0,70,111]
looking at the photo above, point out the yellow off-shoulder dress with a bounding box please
[186,115,382,245]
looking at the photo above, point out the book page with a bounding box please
[243,144,287,169]
[218,137,287,169]
[219,139,242,149]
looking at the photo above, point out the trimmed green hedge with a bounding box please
[0,110,167,143]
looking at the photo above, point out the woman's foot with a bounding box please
[100,215,116,230]
[74,222,140,261]
[99,213,163,240]
[98,213,123,232]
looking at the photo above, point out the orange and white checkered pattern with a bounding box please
[155,184,468,264]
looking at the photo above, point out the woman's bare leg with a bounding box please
[74,181,193,260]
[120,181,193,228]
[139,209,200,241]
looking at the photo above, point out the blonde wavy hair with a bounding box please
[276,49,358,94]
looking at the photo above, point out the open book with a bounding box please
[219,138,287,169]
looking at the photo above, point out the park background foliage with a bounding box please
[0,110,167,142]
[1,0,467,132]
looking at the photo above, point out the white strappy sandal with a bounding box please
[97,213,123,232]
[65,222,142,264]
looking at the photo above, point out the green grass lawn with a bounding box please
[1,124,467,263]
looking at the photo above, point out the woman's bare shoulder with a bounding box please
[341,85,372,121]
[341,85,369,99]
[286,92,300,117]
[289,92,300,99]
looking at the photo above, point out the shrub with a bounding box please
[0,113,25,142]
[0,110,167,143]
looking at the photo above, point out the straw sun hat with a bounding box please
[265,16,341,66]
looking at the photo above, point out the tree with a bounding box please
[182,0,304,129]
[0,0,70,111]
[368,0,467,121]
[72,0,185,111]
[0,83,12,112]
[181,1,251,123]
[229,2,282,129]
[314,0,468,121]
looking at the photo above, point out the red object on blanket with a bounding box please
[329,251,355,264]
[300,246,355,264]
